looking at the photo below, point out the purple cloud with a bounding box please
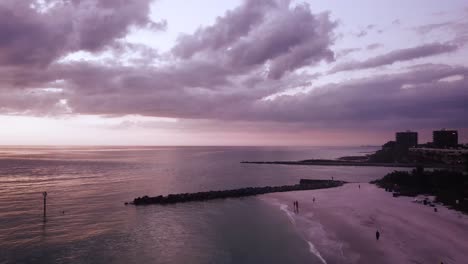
[414,20,468,45]
[366,43,383,50]
[248,64,468,129]
[331,42,459,73]
[0,0,159,66]
[171,0,276,59]
[7,60,466,132]
[0,0,467,136]
[172,0,336,79]
[355,30,367,38]
[415,22,453,35]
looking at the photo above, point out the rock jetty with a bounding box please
[132,179,345,205]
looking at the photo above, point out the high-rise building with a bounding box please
[396,131,418,148]
[433,129,458,148]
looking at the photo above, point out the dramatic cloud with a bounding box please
[0,0,161,66]
[171,0,276,59]
[12,61,467,131]
[331,42,459,73]
[250,64,468,129]
[0,0,337,116]
[171,0,336,79]
[0,0,467,139]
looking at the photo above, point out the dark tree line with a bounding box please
[372,167,468,213]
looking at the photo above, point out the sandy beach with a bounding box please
[263,183,468,264]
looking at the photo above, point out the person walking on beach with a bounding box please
[376,230,380,241]
[313,197,316,203]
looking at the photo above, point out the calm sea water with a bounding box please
[0,146,400,263]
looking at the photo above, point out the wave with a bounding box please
[307,241,327,264]
[265,198,327,263]
[279,204,296,225]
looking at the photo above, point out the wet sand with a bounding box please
[263,183,468,264]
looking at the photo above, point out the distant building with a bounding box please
[396,131,418,148]
[433,129,458,148]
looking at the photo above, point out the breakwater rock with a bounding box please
[132,179,345,206]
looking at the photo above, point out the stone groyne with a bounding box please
[131,179,344,206]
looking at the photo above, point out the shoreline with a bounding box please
[241,160,455,168]
[262,183,468,263]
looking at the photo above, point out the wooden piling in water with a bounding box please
[43,191,47,220]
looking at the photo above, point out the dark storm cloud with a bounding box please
[0,0,160,66]
[331,42,459,73]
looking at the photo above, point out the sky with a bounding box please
[0,0,467,146]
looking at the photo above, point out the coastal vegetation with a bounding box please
[371,168,468,213]
[368,141,410,163]
[241,160,452,168]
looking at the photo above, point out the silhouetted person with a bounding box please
[313,197,316,203]
[358,184,360,189]
[376,230,380,240]
[296,201,299,213]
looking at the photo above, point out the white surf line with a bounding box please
[276,201,327,264]
[307,241,328,264]
[279,204,296,225]
[260,197,328,263]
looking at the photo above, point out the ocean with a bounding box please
[0,146,401,263]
